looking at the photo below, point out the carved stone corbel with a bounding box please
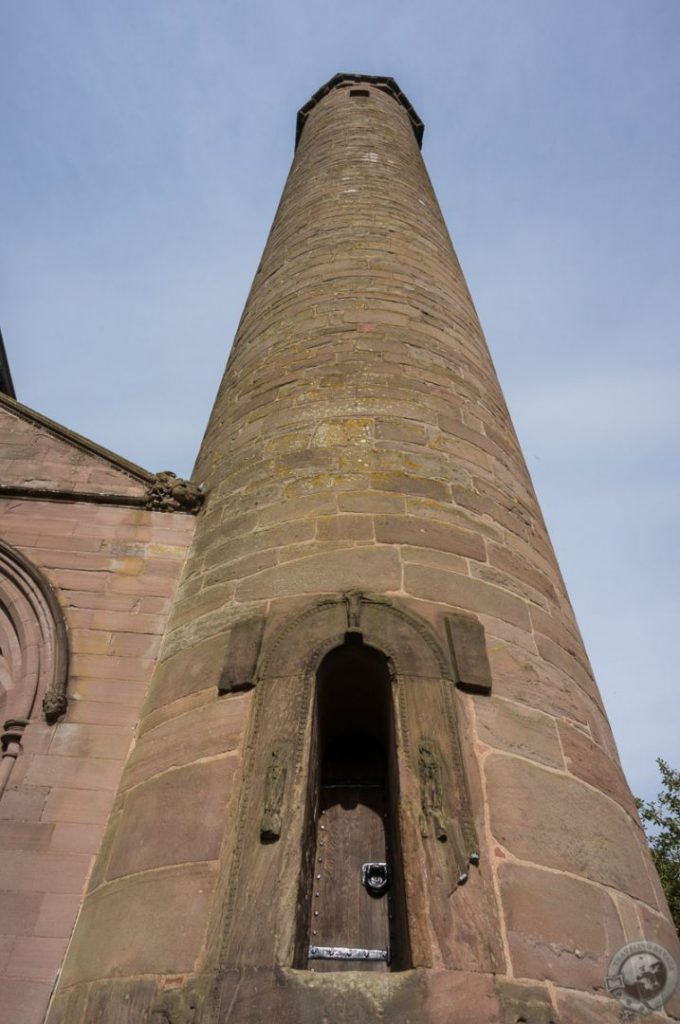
[145,471,204,514]
[42,691,68,724]
[260,748,287,842]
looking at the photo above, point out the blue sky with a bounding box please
[1,1,678,802]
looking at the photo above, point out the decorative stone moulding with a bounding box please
[0,538,69,798]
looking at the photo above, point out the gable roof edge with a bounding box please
[0,392,155,484]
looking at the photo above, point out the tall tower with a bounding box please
[47,75,679,1024]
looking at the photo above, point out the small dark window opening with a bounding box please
[297,641,410,972]
[349,88,370,98]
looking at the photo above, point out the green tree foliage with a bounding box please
[637,759,680,934]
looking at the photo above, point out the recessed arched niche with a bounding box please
[212,594,494,987]
[301,639,410,972]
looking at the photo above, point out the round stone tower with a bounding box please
[48,74,679,1024]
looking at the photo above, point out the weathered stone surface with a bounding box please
[83,978,159,1023]
[59,864,215,985]
[499,861,625,990]
[486,755,655,902]
[145,633,227,712]
[0,978,53,1024]
[554,988,669,1023]
[475,698,563,768]
[558,720,638,820]
[487,638,599,730]
[487,540,558,604]
[375,514,485,559]
[635,903,680,1018]
[123,692,249,789]
[236,547,401,600]
[405,564,531,630]
[495,979,558,1024]
[210,967,505,1024]
[107,759,235,879]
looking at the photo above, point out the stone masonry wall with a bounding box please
[0,435,194,1024]
[48,78,680,1023]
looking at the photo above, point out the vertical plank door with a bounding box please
[308,782,389,972]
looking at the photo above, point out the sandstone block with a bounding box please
[6,935,69,981]
[635,904,680,1018]
[338,490,406,513]
[42,787,115,825]
[486,755,654,902]
[316,514,373,540]
[49,723,132,761]
[558,721,638,820]
[34,893,82,938]
[0,891,42,936]
[375,514,485,559]
[59,863,216,984]
[236,546,401,601]
[24,754,121,792]
[0,979,52,1024]
[404,564,531,630]
[107,759,236,878]
[0,850,92,894]
[370,471,448,501]
[123,694,249,789]
[475,698,563,768]
[146,632,226,712]
[499,861,624,990]
[487,541,558,604]
[553,989,668,1023]
[0,821,53,852]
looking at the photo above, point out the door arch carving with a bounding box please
[209,594,488,979]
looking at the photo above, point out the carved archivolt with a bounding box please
[208,593,481,980]
[0,539,69,798]
[257,592,451,682]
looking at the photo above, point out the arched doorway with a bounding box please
[304,638,409,971]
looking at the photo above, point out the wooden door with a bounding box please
[307,740,391,971]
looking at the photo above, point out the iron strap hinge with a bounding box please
[308,945,388,961]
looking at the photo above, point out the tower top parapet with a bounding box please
[295,72,424,149]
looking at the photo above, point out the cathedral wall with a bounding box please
[0,491,194,1024]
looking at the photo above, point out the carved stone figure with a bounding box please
[260,749,287,842]
[418,739,447,842]
[145,471,204,514]
[345,591,363,631]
